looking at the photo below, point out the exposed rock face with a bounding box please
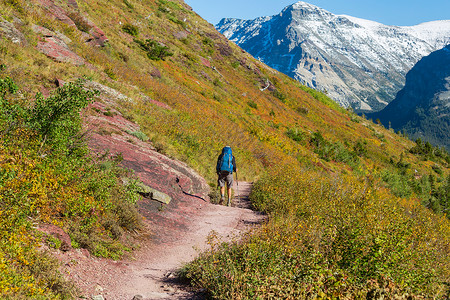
[84,86,210,241]
[369,45,450,150]
[21,0,110,65]
[36,33,85,65]
[216,1,450,112]
[35,0,108,46]
[0,18,27,45]
[37,0,77,27]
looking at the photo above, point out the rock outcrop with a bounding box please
[0,18,27,45]
[29,0,109,65]
[84,84,211,242]
[34,25,85,66]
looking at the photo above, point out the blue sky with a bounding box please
[184,0,450,26]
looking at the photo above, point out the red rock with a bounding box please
[87,23,109,47]
[37,36,85,66]
[36,223,72,252]
[200,57,211,68]
[85,104,211,244]
[55,78,65,87]
[67,0,79,9]
[35,0,77,28]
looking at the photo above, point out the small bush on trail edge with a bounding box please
[28,79,97,155]
[134,38,173,61]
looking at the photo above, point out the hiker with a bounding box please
[216,146,237,206]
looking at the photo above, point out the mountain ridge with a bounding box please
[369,44,450,150]
[216,1,450,111]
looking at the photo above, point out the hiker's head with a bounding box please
[222,146,232,154]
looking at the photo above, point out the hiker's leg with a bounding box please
[218,174,226,204]
[220,186,226,203]
[226,173,233,206]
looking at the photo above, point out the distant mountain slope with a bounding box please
[216,1,450,112]
[369,45,450,151]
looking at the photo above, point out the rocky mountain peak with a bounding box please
[216,2,450,112]
[284,1,324,15]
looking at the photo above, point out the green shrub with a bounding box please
[122,23,139,37]
[105,67,117,80]
[353,139,368,157]
[286,127,304,142]
[381,169,412,197]
[247,100,257,109]
[168,15,185,27]
[272,89,286,102]
[231,61,240,68]
[67,12,91,33]
[310,131,359,166]
[126,130,149,141]
[157,0,183,11]
[4,0,24,13]
[123,0,134,9]
[134,38,173,61]
[0,77,21,134]
[28,79,97,155]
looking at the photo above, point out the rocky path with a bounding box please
[108,181,263,300]
[54,101,266,299]
[58,180,264,300]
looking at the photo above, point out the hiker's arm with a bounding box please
[232,156,237,172]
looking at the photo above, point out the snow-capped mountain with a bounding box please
[369,45,450,150]
[216,1,450,111]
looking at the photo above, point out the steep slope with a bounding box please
[0,0,449,298]
[216,1,450,112]
[370,45,450,150]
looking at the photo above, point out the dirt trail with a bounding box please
[112,181,262,300]
[59,181,264,300]
[56,103,267,299]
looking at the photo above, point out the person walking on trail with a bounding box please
[216,146,237,206]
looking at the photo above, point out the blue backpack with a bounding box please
[218,146,233,174]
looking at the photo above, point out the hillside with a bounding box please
[216,1,450,112]
[369,45,450,151]
[0,0,449,298]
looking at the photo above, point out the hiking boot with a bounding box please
[227,199,231,207]
[219,196,225,205]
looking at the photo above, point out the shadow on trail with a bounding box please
[176,177,207,202]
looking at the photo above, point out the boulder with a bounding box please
[173,30,188,40]
[134,181,172,205]
[150,67,162,78]
[199,57,211,68]
[0,19,27,45]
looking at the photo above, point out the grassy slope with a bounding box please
[0,0,449,298]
